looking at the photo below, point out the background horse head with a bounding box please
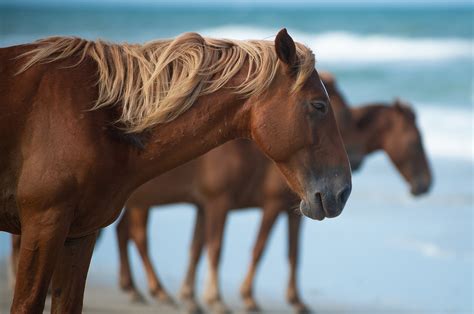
[352,99,432,195]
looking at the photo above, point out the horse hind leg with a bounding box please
[179,206,205,313]
[240,200,281,312]
[50,231,97,314]
[202,196,230,314]
[116,208,146,303]
[128,206,175,305]
[286,211,310,314]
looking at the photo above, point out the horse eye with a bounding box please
[310,101,328,114]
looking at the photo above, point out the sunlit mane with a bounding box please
[18,33,315,133]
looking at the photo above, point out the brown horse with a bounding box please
[112,92,431,313]
[0,29,352,313]
[347,99,432,195]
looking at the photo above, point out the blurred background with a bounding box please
[0,0,472,313]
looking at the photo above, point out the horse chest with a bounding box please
[67,185,129,237]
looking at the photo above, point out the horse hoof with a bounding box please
[129,290,147,304]
[184,299,204,314]
[152,290,176,307]
[243,298,261,312]
[209,301,231,314]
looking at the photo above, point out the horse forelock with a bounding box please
[17,33,315,133]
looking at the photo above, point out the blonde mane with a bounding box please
[18,33,315,133]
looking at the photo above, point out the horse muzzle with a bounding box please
[299,183,351,220]
[410,178,432,196]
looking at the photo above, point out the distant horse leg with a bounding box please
[240,201,281,311]
[180,206,205,312]
[203,197,230,313]
[9,234,21,290]
[11,208,71,313]
[116,208,145,302]
[128,206,174,304]
[50,231,97,314]
[286,212,309,313]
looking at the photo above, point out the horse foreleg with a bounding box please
[128,206,174,305]
[9,234,21,291]
[180,206,205,313]
[11,209,71,313]
[50,231,97,314]
[286,212,309,313]
[240,201,280,312]
[116,209,145,303]
[203,197,229,313]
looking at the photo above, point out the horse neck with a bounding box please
[351,104,392,155]
[128,91,250,187]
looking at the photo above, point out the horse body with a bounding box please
[2,29,351,313]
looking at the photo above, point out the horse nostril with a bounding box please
[337,185,351,206]
[314,192,323,207]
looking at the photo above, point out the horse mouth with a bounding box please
[410,185,430,196]
[410,178,432,196]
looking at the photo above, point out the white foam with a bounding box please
[416,105,473,162]
[200,25,473,63]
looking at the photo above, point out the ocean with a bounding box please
[0,3,472,313]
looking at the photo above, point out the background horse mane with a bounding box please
[354,99,416,130]
[18,32,315,133]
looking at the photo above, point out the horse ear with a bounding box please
[319,71,335,89]
[393,97,403,111]
[393,97,416,120]
[275,28,297,68]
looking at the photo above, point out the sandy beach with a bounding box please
[0,256,399,314]
[0,259,185,314]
